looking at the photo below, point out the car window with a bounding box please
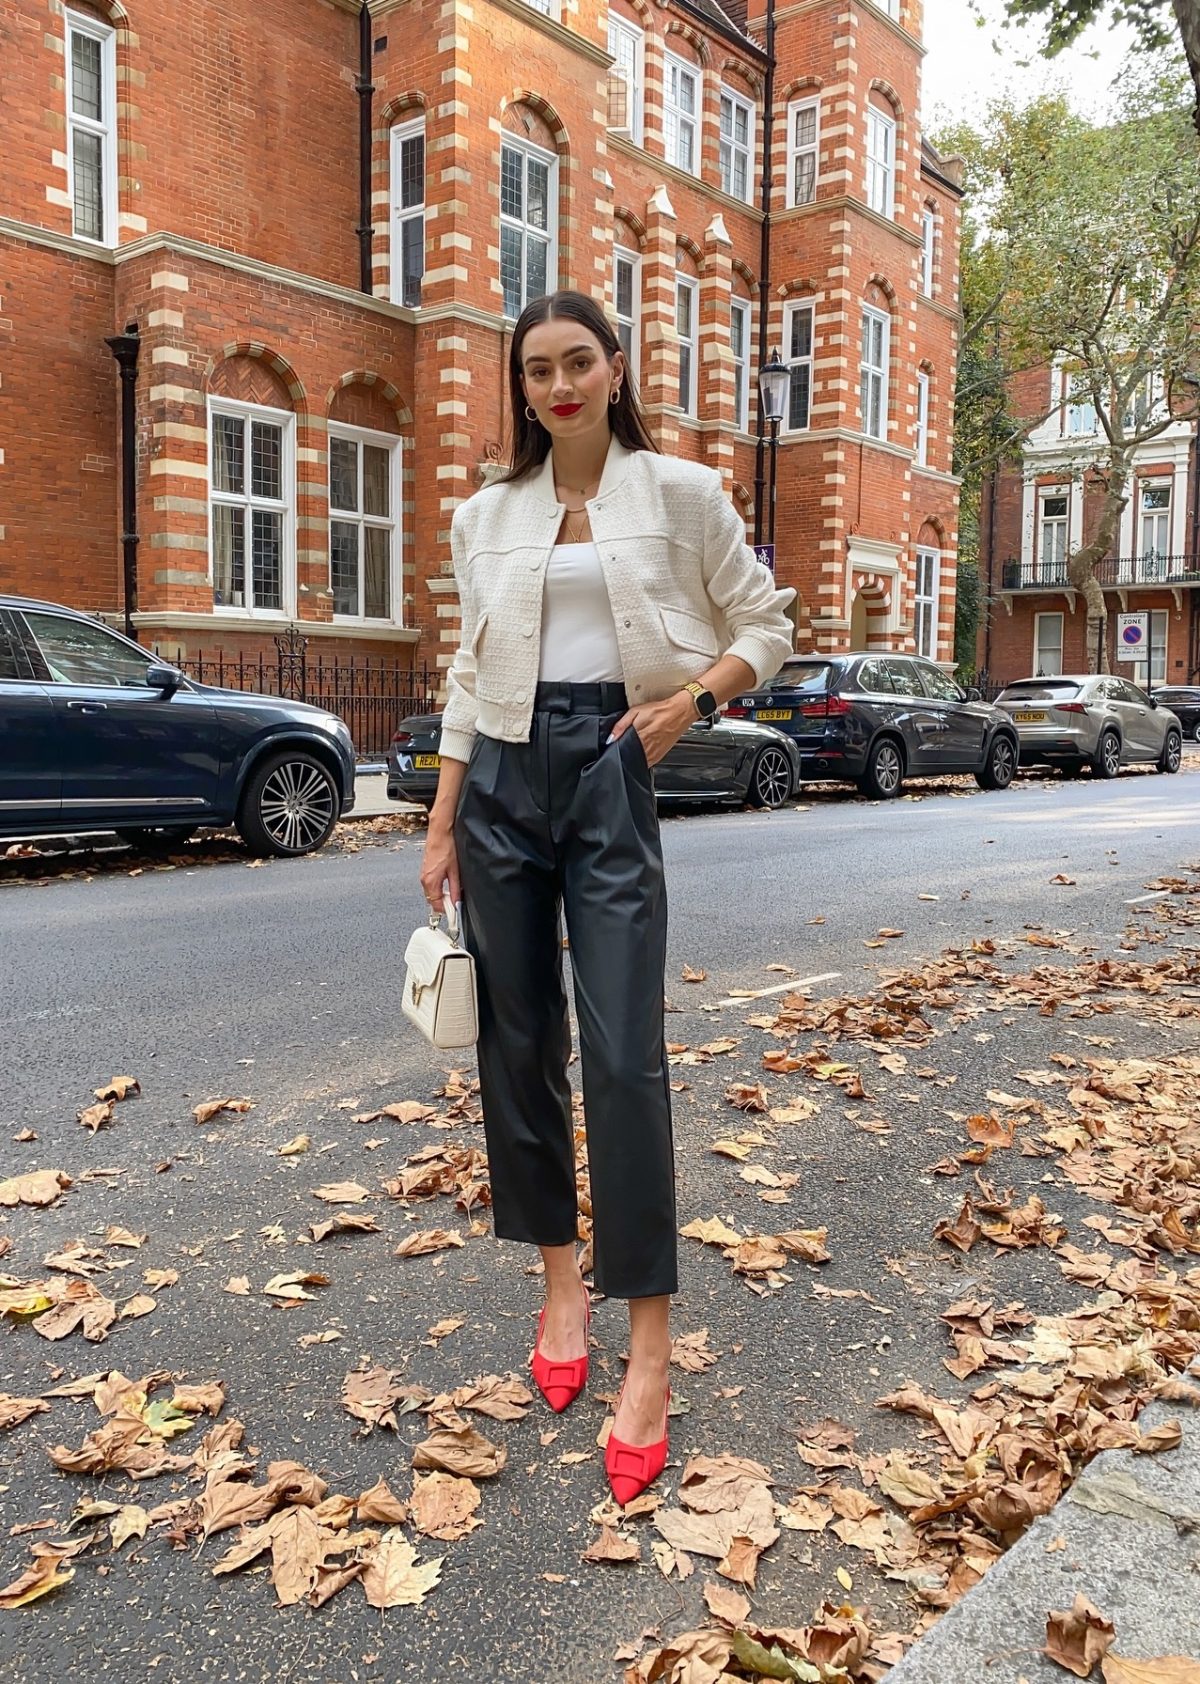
[22,610,153,687]
[0,613,32,681]
[914,662,961,703]
[883,659,924,698]
[998,680,1081,703]
[1095,678,1122,701]
[856,659,894,695]
[762,661,835,694]
[1119,678,1151,706]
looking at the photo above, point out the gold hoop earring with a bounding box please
[525,404,538,422]
[609,388,620,405]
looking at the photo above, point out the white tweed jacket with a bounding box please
[439,437,796,763]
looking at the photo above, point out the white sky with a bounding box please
[921,0,1138,130]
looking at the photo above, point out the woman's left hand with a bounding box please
[608,693,698,767]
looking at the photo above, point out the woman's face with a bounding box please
[519,319,625,450]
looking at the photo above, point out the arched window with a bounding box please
[613,218,643,388]
[391,115,426,308]
[865,93,897,219]
[500,103,562,318]
[860,288,893,441]
[65,7,118,243]
[921,202,938,297]
[207,357,297,617]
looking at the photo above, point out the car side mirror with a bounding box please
[1149,697,1158,709]
[145,662,183,694]
[966,686,981,702]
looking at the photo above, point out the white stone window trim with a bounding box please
[915,369,930,466]
[860,304,890,442]
[207,395,297,620]
[786,96,820,209]
[64,7,118,247]
[921,205,937,296]
[1033,610,1064,677]
[607,14,645,145]
[390,116,426,310]
[613,245,642,388]
[676,273,699,417]
[328,423,403,626]
[499,134,559,320]
[913,546,940,659]
[782,299,815,435]
[718,84,755,205]
[663,52,701,177]
[1037,485,1070,580]
[865,105,896,220]
[730,297,751,432]
[521,0,558,18]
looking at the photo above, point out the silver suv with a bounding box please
[995,674,1183,778]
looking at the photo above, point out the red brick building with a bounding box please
[978,364,1200,689]
[1,0,962,723]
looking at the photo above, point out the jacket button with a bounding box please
[522,624,535,637]
[623,618,631,628]
[515,690,528,703]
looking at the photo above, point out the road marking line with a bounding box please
[1125,891,1171,905]
[713,970,842,1008]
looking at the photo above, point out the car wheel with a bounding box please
[115,825,199,851]
[747,745,794,809]
[236,751,340,856]
[1092,729,1122,779]
[1158,729,1183,775]
[1193,720,1200,744]
[858,736,904,800]
[975,733,1016,790]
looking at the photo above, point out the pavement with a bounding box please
[2,762,1199,1682]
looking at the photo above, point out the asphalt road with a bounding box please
[1,760,1198,1684]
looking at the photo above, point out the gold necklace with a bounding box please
[562,507,590,543]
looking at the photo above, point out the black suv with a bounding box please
[727,652,1019,798]
[0,597,356,855]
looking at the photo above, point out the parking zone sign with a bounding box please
[1116,613,1149,661]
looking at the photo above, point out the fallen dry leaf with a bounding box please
[412,1421,506,1479]
[0,1551,75,1608]
[77,1100,115,1133]
[309,1212,379,1243]
[277,1134,310,1157]
[394,1229,466,1258]
[94,1077,140,1102]
[1045,1595,1116,1677]
[193,1098,253,1125]
[583,1524,640,1564]
[1102,1660,1200,1684]
[0,1393,51,1431]
[311,1181,371,1205]
[410,1471,483,1540]
[356,1477,410,1525]
[224,1276,250,1296]
[0,1170,72,1209]
[360,1528,443,1608]
[703,1580,751,1626]
[263,1271,329,1302]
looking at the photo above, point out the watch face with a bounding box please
[698,689,718,718]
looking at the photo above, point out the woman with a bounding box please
[420,289,794,1505]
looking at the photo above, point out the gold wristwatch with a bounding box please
[681,681,718,720]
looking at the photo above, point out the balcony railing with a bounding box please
[1000,553,1200,590]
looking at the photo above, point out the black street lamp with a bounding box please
[758,350,788,550]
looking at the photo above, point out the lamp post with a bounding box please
[758,350,788,550]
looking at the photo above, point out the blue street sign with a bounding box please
[755,544,775,573]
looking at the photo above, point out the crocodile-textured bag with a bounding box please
[402,900,478,1050]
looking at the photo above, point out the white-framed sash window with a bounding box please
[1147,608,1168,684]
[730,298,751,431]
[328,426,401,623]
[921,205,936,296]
[500,138,557,319]
[866,106,896,218]
[914,548,939,658]
[1037,489,1069,582]
[65,9,117,244]
[860,305,889,440]
[613,246,641,387]
[208,399,295,616]
[787,98,819,207]
[1034,611,1064,676]
[676,275,698,416]
[1063,370,1098,436]
[719,87,754,202]
[1139,479,1171,566]
[390,118,425,309]
[916,370,930,466]
[783,301,814,432]
[664,54,700,175]
[607,15,644,142]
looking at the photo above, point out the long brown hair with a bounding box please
[500,289,658,484]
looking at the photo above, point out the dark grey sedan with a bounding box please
[1,596,356,855]
[387,711,801,810]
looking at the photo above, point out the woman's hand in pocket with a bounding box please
[607,693,697,767]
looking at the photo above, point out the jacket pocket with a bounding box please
[469,611,489,654]
[659,604,719,658]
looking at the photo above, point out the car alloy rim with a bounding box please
[756,748,791,806]
[992,739,1014,781]
[1168,735,1181,771]
[1194,721,1200,743]
[259,761,335,852]
[1103,735,1120,774]
[877,744,901,792]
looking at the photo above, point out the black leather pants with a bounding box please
[453,680,677,1300]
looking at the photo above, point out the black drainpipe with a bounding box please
[355,2,375,294]
[105,320,140,641]
[753,0,776,546]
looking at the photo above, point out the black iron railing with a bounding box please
[155,635,440,760]
[1001,553,1200,590]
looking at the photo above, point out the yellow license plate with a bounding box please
[1014,711,1046,723]
[758,709,793,721]
[414,754,441,768]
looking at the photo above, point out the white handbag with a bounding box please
[402,899,479,1050]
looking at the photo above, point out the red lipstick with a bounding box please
[550,403,583,416]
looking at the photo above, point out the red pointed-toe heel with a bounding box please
[604,1378,671,1507]
[531,1280,591,1413]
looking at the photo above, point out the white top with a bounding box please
[538,541,624,683]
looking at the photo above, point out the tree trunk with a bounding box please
[1066,461,1130,675]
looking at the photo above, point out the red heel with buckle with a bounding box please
[605,1379,671,1506]
[531,1281,591,1413]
